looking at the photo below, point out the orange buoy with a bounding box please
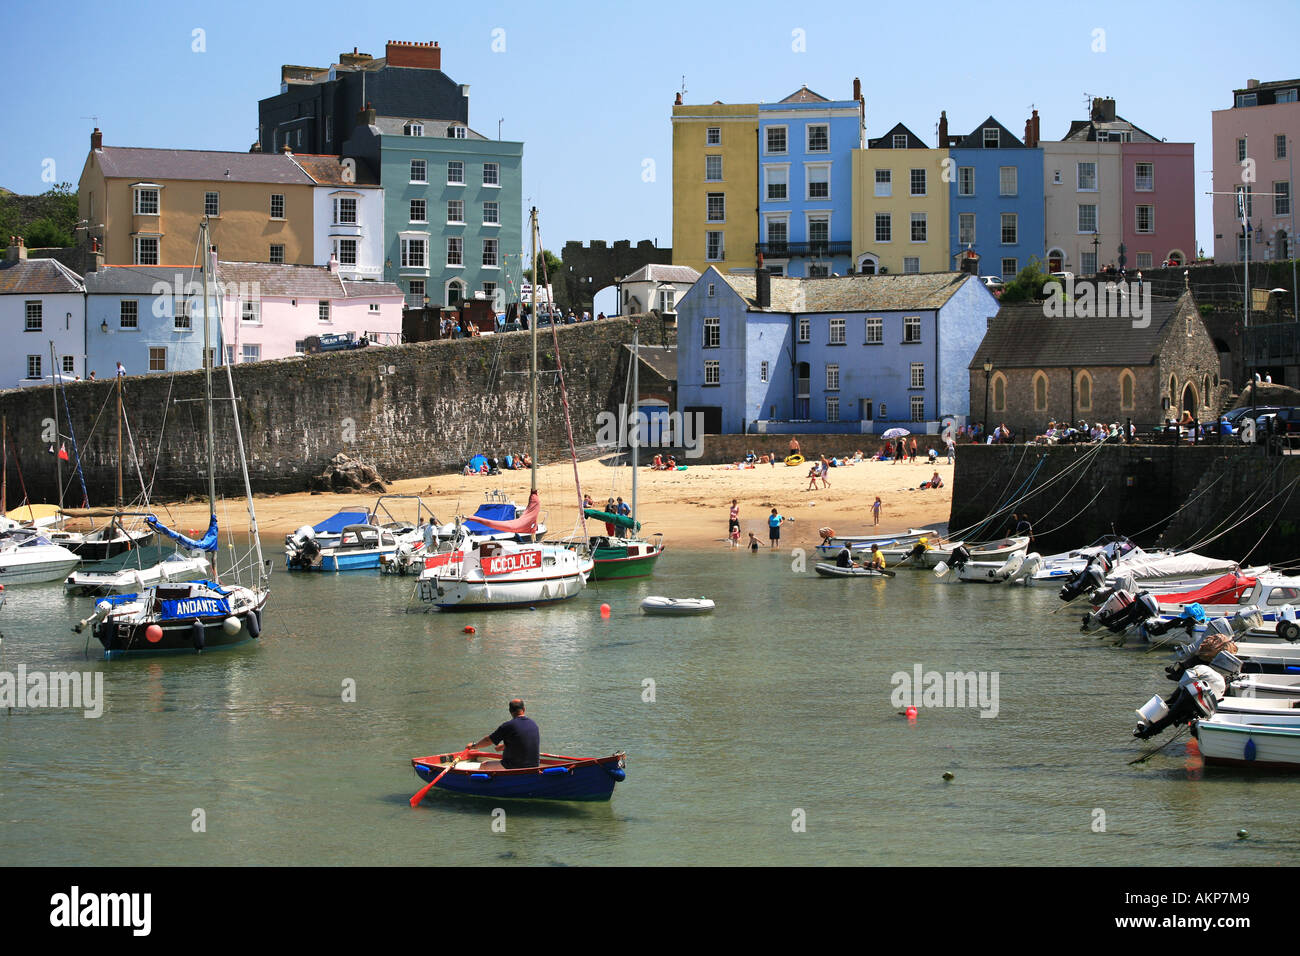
[600,604,611,618]
[463,625,476,634]
[145,624,164,643]
[905,706,917,720]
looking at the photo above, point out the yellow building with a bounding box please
[78,129,316,266]
[852,124,950,275]
[671,99,758,276]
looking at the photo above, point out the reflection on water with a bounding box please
[0,543,1297,866]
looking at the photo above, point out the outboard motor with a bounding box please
[1133,665,1225,739]
[1059,557,1108,602]
[1085,590,1160,634]
[1231,607,1264,636]
[1083,588,1134,632]
[286,526,322,570]
[1142,601,1205,641]
[949,545,972,571]
[1012,553,1042,584]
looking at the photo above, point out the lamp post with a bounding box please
[983,360,993,441]
[1091,233,1100,275]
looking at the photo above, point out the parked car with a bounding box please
[1218,405,1282,441]
[1266,406,1300,436]
[980,275,1005,290]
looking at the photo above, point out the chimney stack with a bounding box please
[853,77,861,102]
[1024,109,1040,148]
[938,110,948,147]
[91,128,102,150]
[8,236,27,261]
[356,101,376,128]
[384,40,441,70]
[756,268,771,309]
[674,91,682,106]
[1090,97,1116,123]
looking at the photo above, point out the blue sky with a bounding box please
[3,0,1296,260]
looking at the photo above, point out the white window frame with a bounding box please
[1135,205,1154,234]
[412,198,430,223]
[826,363,840,390]
[482,238,499,269]
[910,362,924,389]
[444,199,462,224]
[1077,161,1097,191]
[806,213,830,248]
[445,237,462,267]
[705,154,723,182]
[1136,252,1153,269]
[333,196,357,225]
[874,169,891,197]
[826,395,839,423]
[401,236,428,269]
[133,187,159,216]
[903,316,921,344]
[765,215,789,248]
[704,359,720,385]
[759,360,768,383]
[318,300,331,323]
[764,164,788,201]
[410,159,428,183]
[120,299,138,329]
[1135,162,1154,191]
[241,343,261,363]
[891,133,907,149]
[998,166,1017,197]
[828,318,845,345]
[909,167,927,197]
[404,122,424,137]
[1001,257,1017,278]
[957,166,975,196]
[874,212,891,243]
[705,231,724,261]
[910,212,927,243]
[1000,212,1018,245]
[706,127,721,146]
[483,162,500,186]
[706,192,726,222]
[805,163,831,201]
[798,316,811,343]
[806,123,829,153]
[26,355,41,379]
[133,236,159,265]
[703,317,720,349]
[910,395,925,422]
[204,191,220,217]
[24,300,41,332]
[982,128,1000,148]
[865,317,883,344]
[483,201,500,225]
[240,299,260,324]
[903,257,920,274]
[447,161,465,185]
[269,244,284,264]
[1077,204,1098,234]
[1274,181,1291,216]
[959,212,976,246]
[447,125,467,139]
[765,125,788,156]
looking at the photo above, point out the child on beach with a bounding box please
[872,496,882,526]
[748,532,761,552]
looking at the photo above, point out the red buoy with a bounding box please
[600,604,611,618]
[463,625,476,634]
[905,706,917,720]
[145,624,164,644]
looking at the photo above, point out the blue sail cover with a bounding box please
[314,511,369,534]
[462,503,519,534]
[147,513,219,553]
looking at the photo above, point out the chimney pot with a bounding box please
[91,127,102,150]
[938,110,948,147]
[674,91,682,106]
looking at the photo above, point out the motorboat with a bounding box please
[417,531,590,610]
[1192,712,1300,769]
[815,527,938,557]
[64,544,209,595]
[0,530,81,585]
[884,536,1027,570]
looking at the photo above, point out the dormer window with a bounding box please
[982,128,999,148]
[447,125,467,139]
[892,133,907,149]
[403,122,424,137]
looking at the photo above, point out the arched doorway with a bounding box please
[856,253,879,275]
[446,278,465,306]
[1047,248,1065,272]
[1165,250,1185,267]
[1181,383,1198,416]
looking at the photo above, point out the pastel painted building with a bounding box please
[216,261,403,363]
[852,123,950,275]
[676,268,999,435]
[942,112,1044,280]
[85,263,222,379]
[1211,78,1299,263]
[1044,99,1193,274]
[756,84,865,278]
[1,242,86,390]
[295,154,387,282]
[671,98,759,276]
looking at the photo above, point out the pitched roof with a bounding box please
[94,147,314,185]
[625,343,676,382]
[718,271,979,314]
[292,154,380,186]
[620,264,700,284]
[1061,116,1160,143]
[213,262,402,299]
[341,279,403,297]
[373,117,488,140]
[969,291,1191,370]
[952,117,1026,149]
[0,257,85,294]
[867,123,928,149]
[779,86,830,104]
[84,264,204,294]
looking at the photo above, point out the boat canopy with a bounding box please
[1114,551,1238,580]
[6,503,62,525]
[1156,572,1257,606]
[584,508,639,532]
[146,513,218,553]
[465,492,540,535]
[313,511,369,534]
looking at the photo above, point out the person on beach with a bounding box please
[789,437,801,457]
[728,499,740,547]
[872,496,882,526]
[806,465,819,490]
[768,508,785,550]
[819,456,831,489]
[466,699,540,770]
[616,497,630,517]
[748,531,762,552]
[909,437,918,462]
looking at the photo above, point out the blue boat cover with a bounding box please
[462,502,518,534]
[160,595,231,620]
[147,514,219,553]
[313,511,369,534]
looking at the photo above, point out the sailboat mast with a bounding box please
[529,206,538,494]
[49,341,62,515]
[115,373,123,510]
[2,414,7,517]
[201,219,216,520]
[631,323,639,521]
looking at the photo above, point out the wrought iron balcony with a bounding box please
[755,241,852,259]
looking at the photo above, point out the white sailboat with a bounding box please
[72,219,271,658]
[415,207,591,610]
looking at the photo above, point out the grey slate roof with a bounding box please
[719,271,977,314]
[624,343,677,382]
[84,264,203,294]
[778,86,830,104]
[293,153,380,186]
[94,147,314,184]
[0,257,85,294]
[620,264,700,284]
[216,261,402,299]
[969,292,1190,370]
[373,117,488,140]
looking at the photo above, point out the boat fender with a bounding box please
[469,773,492,781]
[1278,619,1300,643]
[190,618,205,652]
[222,616,242,636]
[604,767,626,782]
[1244,738,1257,762]
[244,610,261,639]
[541,766,570,775]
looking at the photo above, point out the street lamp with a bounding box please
[983,360,993,441]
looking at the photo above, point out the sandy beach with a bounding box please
[139,453,955,552]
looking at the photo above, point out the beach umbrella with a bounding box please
[882,428,911,439]
[468,454,488,471]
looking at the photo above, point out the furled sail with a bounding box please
[146,513,218,553]
[466,491,540,535]
[583,508,639,532]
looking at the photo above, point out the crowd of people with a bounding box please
[462,452,532,476]
[1029,420,1135,444]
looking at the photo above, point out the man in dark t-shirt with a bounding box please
[468,699,540,769]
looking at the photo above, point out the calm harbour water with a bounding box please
[2,542,1298,867]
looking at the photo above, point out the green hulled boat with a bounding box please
[583,509,663,580]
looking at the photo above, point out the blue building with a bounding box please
[756,84,865,278]
[85,265,222,378]
[676,267,999,435]
[942,113,1045,280]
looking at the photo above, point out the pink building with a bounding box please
[1211,78,1299,263]
[1120,141,1195,270]
[217,259,404,363]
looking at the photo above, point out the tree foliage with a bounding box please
[0,183,79,251]
[996,258,1062,304]
[522,249,562,284]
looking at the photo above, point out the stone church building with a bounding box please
[968,290,1225,435]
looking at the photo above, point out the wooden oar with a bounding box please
[409,749,469,807]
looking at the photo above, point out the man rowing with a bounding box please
[467,698,540,769]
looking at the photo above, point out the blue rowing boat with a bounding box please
[411,749,627,802]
